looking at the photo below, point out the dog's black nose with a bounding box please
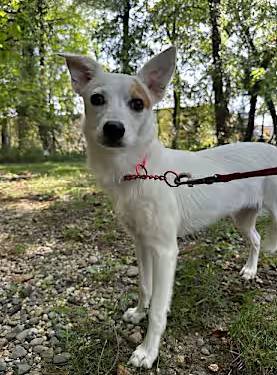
[103,121,125,142]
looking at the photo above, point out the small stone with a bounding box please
[41,347,54,362]
[16,329,32,341]
[53,352,71,364]
[6,325,24,341]
[208,363,219,372]
[33,345,49,354]
[176,354,185,364]
[42,314,48,321]
[201,347,210,356]
[29,337,44,346]
[34,308,43,317]
[29,317,39,325]
[0,338,7,348]
[265,294,274,302]
[49,336,59,346]
[9,304,22,315]
[0,359,7,372]
[17,363,31,375]
[88,256,98,264]
[127,266,139,277]
[128,331,142,344]
[197,337,205,346]
[48,311,56,320]
[55,347,62,354]
[11,345,27,359]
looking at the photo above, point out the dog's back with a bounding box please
[164,142,277,235]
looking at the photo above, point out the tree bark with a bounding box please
[208,0,230,145]
[37,0,51,151]
[265,97,277,144]
[121,0,131,74]
[171,70,181,149]
[1,119,10,149]
[244,92,258,141]
[17,104,28,149]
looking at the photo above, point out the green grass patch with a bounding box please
[66,322,121,375]
[170,256,225,332]
[230,298,277,374]
[0,161,96,200]
[13,243,28,255]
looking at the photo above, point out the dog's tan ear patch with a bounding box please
[130,80,151,109]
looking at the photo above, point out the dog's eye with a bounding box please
[129,98,144,112]
[90,93,105,106]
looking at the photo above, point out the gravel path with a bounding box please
[1,175,276,375]
[0,189,141,374]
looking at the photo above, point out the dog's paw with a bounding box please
[128,344,158,368]
[123,307,146,324]
[240,265,257,280]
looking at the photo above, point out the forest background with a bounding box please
[0,0,276,162]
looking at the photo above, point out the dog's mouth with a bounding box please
[100,139,125,149]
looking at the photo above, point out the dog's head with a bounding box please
[60,47,176,149]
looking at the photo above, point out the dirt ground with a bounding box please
[0,162,276,375]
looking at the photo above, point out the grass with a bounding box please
[230,297,277,374]
[1,161,277,375]
[0,161,94,201]
[170,255,225,331]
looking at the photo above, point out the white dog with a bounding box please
[61,47,277,368]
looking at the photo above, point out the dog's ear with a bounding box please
[137,46,176,104]
[59,53,101,94]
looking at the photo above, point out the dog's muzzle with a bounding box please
[102,121,125,147]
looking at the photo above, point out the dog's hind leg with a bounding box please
[232,208,260,280]
[263,177,277,253]
[263,209,277,253]
[123,242,153,324]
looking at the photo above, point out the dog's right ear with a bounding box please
[59,53,101,94]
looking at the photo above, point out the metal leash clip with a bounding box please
[174,173,219,187]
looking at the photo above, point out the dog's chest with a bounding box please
[114,190,157,236]
[111,183,178,238]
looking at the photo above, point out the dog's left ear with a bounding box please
[59,53,101,94]
[137,46,176,104]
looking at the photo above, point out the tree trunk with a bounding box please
[265,97,277,144]
[1,119,10,149]
[244,92,258,141]
[208,0,229,145]
[37,0,51,151]
[121,0,131,74]
[17,105,28,149]
[171,70,181,149]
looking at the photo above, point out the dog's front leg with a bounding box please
[123,241,153,324]
[128,238,178,368]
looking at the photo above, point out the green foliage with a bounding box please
[1,0,276,156]
[0,0,91,156]
[157,105,216,150]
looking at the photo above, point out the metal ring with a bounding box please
[164,171,180,187]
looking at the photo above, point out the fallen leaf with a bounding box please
[117,364,131,375]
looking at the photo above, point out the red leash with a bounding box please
[123,162,277,188]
